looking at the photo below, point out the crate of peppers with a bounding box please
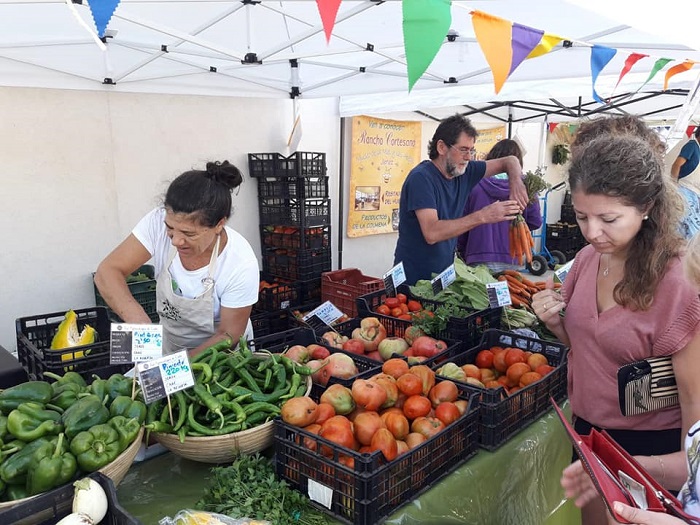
[0,371,145,506]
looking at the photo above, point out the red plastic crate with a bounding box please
[321,269,384,318]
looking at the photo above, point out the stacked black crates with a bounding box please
[249,152,331,321]
[547,194,588,261]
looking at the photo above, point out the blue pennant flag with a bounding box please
[87,0,121,38]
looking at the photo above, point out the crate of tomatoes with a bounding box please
[433,329,568,450]
[355,289,437,338]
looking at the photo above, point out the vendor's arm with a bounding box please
[671,156,686,181]
[94,234,153,324]
[484,156,529,209]
[189,305,252,358]
[416,200,520,244]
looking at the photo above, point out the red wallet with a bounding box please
[551,398,700,524]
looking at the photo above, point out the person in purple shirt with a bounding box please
[457,139,542,272]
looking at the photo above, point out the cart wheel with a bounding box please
[527,255,548,276]
[549,250,567,267]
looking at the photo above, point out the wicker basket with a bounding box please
[0,427,144,511]
[154,376,312,463]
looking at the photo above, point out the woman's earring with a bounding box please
[643,215,649,220]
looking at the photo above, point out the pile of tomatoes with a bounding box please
[374,293,433,322]
[280,361,469,467]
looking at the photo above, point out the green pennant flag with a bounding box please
[403,0,452,91]
[639,57,673,90]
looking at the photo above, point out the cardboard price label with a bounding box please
[382,262,406,297]
[302,301,344,334]
[431,264,456,295]
[137,350,194,404]
[486,281,512,308]
[110,323,163,365]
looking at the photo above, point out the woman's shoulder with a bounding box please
[224,227,257,259]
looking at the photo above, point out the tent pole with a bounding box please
[337,117,346,270]
[507,106,513,138]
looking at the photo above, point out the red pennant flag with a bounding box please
[664,60,695,90]
[615,53,647,90]
[316,0,343,43]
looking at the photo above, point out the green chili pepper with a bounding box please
[0,415,7,442]
[61,395,110,439]
[144,421,173,434]
[26,433,77,496]
[177,425,188,443]
[191,363,213,384]
[186,404,242,436]
[279,355,313,376]
[242,401,281,416]
[237,336,253,358]
[145,399,164,425]
[172,391,188,432]
[108,416,141,453]
[280,374,302,401]
[0,437,50,485]
[192,384,224,429]
[109,396,147,424]
[235,367,262,394]
[207,349,219,371]
[218,399,246,424]
[0,382,53,415]
[69,423,121,472]
[6,403,63,442]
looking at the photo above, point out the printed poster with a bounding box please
[348,116,422,237]
[473,125,507,161]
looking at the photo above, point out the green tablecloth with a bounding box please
[117,403,581,525]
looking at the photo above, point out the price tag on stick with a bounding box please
[110,323,163,365]
[382,262,406,297]
[431,264,456,295]
[486,281,512,308]
[302,301,344,334]
[137,350,195,404]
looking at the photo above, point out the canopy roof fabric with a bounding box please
[0,0,698,120]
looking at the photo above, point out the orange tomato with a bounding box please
[370,428,398,461]
[519,371,543,387]
[385,297,400,308]
[396,374,423,396]
[402,395,432,420]
[399,303,409,314]
[396,293,407,304]
[504,348,526,368]
[493,351,509,373]
[383,412,410,440]
[390,307,403,317]
[474,350,494,369]
[353,411,386,446]
[428,380,459,406]
[398,313,413,321]
[506,363,531,385]
[382,358,410,379]
[407,300,422,312]
[376,305,391,316]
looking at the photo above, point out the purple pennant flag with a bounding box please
[591,45,617,103]
[87,0,121,38]
[509,23,544,76]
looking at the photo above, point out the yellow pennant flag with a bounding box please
[664,60,695,90]
[471,10,513,93]
[527,33,563,59]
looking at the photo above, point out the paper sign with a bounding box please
[382,262,406,297]
[137,350,194,404]
[554,260,575,284]
[110,323,163,364]
[486,281,512,308]
[302,301,343,334]
[431,264,456,295]
[307,478,333,509]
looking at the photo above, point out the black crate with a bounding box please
[0,472,141,525]
[257,177,329,200]
[250,326,317,353]
[436,329,568,450]
[16,307,131,382]
[545,222,580,239]
[560,204,576,224]
[298,277,322,305]
[250,308,298,338]
[257,279,301,311]
[93,265,158,323]
[259,198,331,227]
[261,225,331,250]
[248,152,282,178]
[263,247,332,281]
[274,384,479,525]
[249,152,327,178]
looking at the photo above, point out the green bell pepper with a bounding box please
[50,383,84,412]
[61,395,110,439]
[69,423,121,472]
[7,402,63,442]
[106,374,132,403]
[0,415,7,442]
[3,483,28,501]
[0,382,53,415]
[108,415,141,453]
[109,396,147,424]
[26,433,77,496]
[44,371,87,389]
[0,437,50,485]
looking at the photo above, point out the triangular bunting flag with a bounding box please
[615,53,647,90]
[316,0,343,43]
[471,10,513,93]
[402,0,451,91]
[527,33,563,59]
[664,60,695,90]
[87,0,121,38]
[509,23,544,75]
[590,45,617,103]
[637,58,673,91]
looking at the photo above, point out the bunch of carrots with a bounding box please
[497,269,561,309]
[509,214,536,265]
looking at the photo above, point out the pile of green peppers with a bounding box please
[144,337,313,442]
[0,371,145,501]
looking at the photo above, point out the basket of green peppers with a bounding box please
[0,371,145,507]
[150,337,313,464]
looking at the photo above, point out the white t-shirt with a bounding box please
[132,208,259,321]
[680,420,700,517]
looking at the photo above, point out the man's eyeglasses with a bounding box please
[450,145,477,157]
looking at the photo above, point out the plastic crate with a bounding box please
[257,279,300,311]
[321,269,384,319]
[93,265,158,323]
[261,225,330,250]
[257,177,329,200]
[16,307,131,382]
[250,308,298,338]
[309,348,382,398]
[274,383,480,525]
[259,198,331,227]
[436,329,568,450]
[248,152,282,178]
[0,472,141,525]
[560,204,576,224]
[262,247,332,281]
[298,277,322,305]
[249,152,327,178]
[249,326,317,353]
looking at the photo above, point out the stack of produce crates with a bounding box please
[546,221,587,262]
[93,265,158,323]
[249,152,331,333]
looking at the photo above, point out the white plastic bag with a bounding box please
[159,509,270,525]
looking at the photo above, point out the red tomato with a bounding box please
[475,350,495,369]
[376,305,391,316]
[385,297,400,308]
[410,416,445,439]
[434,402,462,426]
[406,300,422,312]
[396,293,407,304]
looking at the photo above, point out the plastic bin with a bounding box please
[257,279,300,311]
[274,383,480,525]
[248,152,327,179]
[259,198,331,227]
[250,308,298,338]
[321,269,384,318]
[261,225,330,250]
[250,326,317,353]
[0,472,140,525]
[93,265,158,323]
[16,307,131,382]
[436,329,568,450]
[262,247,332,281]
[257,176,329,200]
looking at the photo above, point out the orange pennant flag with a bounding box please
[664,60,695,90]
[471,10,513,93]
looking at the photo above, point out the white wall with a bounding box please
[0,87,340,352]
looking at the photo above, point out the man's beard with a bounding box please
[446,159,467,178]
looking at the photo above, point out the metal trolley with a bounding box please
[526,181,568,276]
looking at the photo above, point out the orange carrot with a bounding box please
[511,222,521,262]
[519,222,532,264]
[509,226,516,259]
[505,274,526,290]
[503,269,523,280]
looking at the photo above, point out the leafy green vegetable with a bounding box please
[196,453,332,525]
[501,307,538,329]
[523,167,551,202]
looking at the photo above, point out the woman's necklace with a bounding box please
[602,254,622,278]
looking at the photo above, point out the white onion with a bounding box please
[72,478,108,524]
[55,512,94,525]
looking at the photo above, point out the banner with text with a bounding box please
[347,116,421,237]
[473,126,507,161]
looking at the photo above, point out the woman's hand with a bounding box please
[561,460,601,508]
[531,277,566,325]
[611,501,689,525]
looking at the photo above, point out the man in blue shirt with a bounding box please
[394,115,528,284]
[672,127,700,181]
